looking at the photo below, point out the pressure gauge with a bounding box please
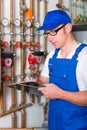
[25,20,31,27]
[2,18,9,27]
[34,21,40,28]
[14,19,20,27]
[5,58,12,67]
[1,58,12,67]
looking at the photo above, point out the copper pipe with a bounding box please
[0,82,4,114]
[10,0,16,127]
[43,0,47,57]
[36,0,40,23]
[0,102,33,117]
[43,0,48,123]
[11,113,16,127]
[21,109,25,127]
[30,0,34,44]
[34,0,40,81]
[20,0,26,127]
[20,0,25,105]
[59,0,62,5]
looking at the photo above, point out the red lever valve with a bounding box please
[1,58,12,67]
[3,75,10,82]
[16,41,21,48]
[3,41,9,48]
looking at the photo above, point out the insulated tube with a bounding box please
[0,0,4,114]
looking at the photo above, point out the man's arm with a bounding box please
[62,90,87,106]
[38,83,87,106]
[39,75,49,84]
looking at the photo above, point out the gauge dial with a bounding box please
[2,18,9,27]
[25,20,31,27]
[34,21,40,28]
[14,19,20,27]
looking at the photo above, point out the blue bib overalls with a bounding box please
[48,44,87,130]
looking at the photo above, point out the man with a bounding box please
[37,10,87,130]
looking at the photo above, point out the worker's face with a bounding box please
[45,24,69,49]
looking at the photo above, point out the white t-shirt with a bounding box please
[41,44,87,91]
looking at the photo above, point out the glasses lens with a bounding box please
[50,30,57,36]
[44,24,66,36]
[51,24,66,36]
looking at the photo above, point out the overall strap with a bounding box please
[72,43,87,59]
[52,49,60,58]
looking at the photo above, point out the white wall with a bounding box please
[73,31,87,43]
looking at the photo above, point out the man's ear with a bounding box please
[65,23,72,33]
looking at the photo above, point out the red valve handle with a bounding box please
[1,58,12,67]
[56,3,62,8]
[3,75,10,81]
[16,41,21,48]
[28,54,37,64]
[3,41,9,48]
[36,42,40,48]
[26,42,31,47]
[35,70,40,76]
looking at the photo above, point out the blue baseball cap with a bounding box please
[37,10,71,31]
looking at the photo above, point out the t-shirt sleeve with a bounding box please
[40,50,55,78]
[77,47,87,91]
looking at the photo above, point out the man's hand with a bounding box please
[24,76,36,82]
[38,83,63,99]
